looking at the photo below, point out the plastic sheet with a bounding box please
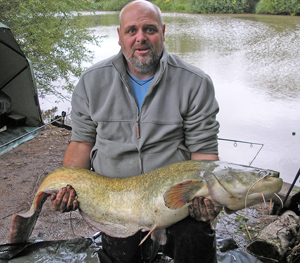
[0,237,101,263]
[217,249,262,263]
[216,237,262,263]
[0,235,262,263]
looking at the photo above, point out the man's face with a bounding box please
[117,2,165,77]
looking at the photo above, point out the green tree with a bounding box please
[256,0,300,15]
[0,0,101,99]
[187,0,258,13]
[101,0,131,11]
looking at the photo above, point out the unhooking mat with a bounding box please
[0,234,262,263]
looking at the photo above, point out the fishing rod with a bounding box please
[276,168,300,215]
[218,138,264,166]
[0,113,69,149]
[1,112,264,165]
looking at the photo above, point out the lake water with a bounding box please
[40,12,300,185]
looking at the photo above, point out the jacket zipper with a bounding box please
[136,117,140,139]
[119,74,141,139]
[120,68,163,140]
[136,73,162,139]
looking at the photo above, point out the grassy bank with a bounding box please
[93,0,300,15]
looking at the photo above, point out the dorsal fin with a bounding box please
[163,180,204,209]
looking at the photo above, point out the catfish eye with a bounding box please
[259,170,269,176]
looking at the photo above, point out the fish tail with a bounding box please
[8,191,51,243]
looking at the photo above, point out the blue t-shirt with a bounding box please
[127,71,154,111]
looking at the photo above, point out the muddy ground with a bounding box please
[0,125,96,244]
[0,125,293,262]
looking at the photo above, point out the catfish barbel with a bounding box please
[8,160,282,245]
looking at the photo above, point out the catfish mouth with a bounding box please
[271,172,280,178]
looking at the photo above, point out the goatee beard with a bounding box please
[124,44,162,74]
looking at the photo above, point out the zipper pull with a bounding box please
[136,121,140,139]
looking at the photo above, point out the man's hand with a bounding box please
[188,197,222,222]
[50,185,79,213]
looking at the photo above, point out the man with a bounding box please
[51,1,221,262]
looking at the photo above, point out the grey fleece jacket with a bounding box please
[70,47,219,178]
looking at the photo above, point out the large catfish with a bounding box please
[8,160,282,245]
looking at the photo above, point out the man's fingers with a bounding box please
[51,187,66,210]
[60,186,71,212]
[50,193,56,201]
[73,200,79,210]
[190,197,208,221]
[51,185,78,212]
[204,199,215,220]
[188,203,195,218]
[199,197,208,220]
[66,186,77,211]
[189,197,222,222]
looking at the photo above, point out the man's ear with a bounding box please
[117,27,121,46]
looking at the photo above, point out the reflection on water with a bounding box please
[40,12,300,184]
[164,13,300,100]
[75,11,119,27]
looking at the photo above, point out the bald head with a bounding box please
[119,0,163,29]
[117,0,165,78]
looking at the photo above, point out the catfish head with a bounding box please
[203,162,283,212]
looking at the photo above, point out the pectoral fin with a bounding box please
[163,180,204,209]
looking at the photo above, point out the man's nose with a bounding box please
[136,29,147,43]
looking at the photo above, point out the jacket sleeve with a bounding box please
[70,76,97,143]
[183,74,219,155]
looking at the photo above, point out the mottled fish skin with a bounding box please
[8,160,283,244]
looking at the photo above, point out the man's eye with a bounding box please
[128,29,135,34]
[146,28,155,33]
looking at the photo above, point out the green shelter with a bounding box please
[0,22,44,155]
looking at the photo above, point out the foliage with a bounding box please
[186,0,258,13]
[98,0,260,14]
[0,0,101,99]
[101,0,132,11]
[97,0,300,15]
[152,0,187,11]
[255,0,300,15]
